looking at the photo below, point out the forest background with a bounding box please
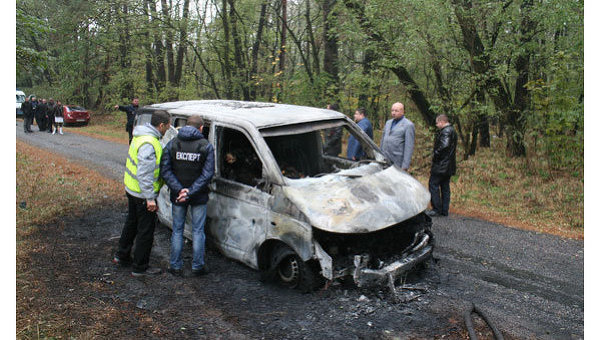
[15,0,584,237]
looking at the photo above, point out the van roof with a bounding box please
[147,100,345,129]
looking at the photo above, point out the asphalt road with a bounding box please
[16,121,128,180]
[16,121,584,339]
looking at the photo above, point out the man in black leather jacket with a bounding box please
[426,114,458,217]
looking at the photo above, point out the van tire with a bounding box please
[269,244,319,293]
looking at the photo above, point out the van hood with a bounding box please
[282,163,430,233]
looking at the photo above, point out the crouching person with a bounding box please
[160,115,215,277]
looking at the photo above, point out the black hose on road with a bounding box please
[463,302,504,340]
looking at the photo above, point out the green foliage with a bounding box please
[526,49,583,171]
[16,5,54,77]
[15,0,583,171]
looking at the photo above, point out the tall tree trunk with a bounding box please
[389,66,437,126]
[306,0,320,75]
[471,89,490,149]
[506,0,535,157]
[250,0,268,100]
[322,0,339,99]
[118,3,133,99]
[452,0,527,156]
[161,0,176,86]
[82,37,91,108]
[358,49,374,110]
[280,9,313,84]
[468,121,478,156]
[95,53,111,108]
[174,0,190,87]
[228,0,250,100]
[144,0,155,97]
[280,0,287,73]
[221,0,233,98]
[149,0,166,92]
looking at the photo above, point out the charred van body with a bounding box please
[138,100,434,291]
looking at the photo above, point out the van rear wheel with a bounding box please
[270,244,320,292]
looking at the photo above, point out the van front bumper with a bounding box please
[351,232,433,287]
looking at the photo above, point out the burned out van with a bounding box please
[138,100,433,291]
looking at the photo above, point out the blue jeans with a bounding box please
[170,204,207,271]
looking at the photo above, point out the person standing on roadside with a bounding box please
[46,99,55,134]
[323,103,343,157]
[347,107,373,161]
[160,115,215,277]
[31,96,39,131]
[53,100,64,135]
[37,99,48,131]
[113,110,171,277]
[115,98,140,144]
[22,96,33,133]
[426,114,458,217]
[380,102,415,171]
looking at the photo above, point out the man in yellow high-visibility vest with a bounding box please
[113,110,171,277]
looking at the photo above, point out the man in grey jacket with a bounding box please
[114,110,171,277]
[380,102,415,171]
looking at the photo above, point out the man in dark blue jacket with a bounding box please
[160,115,215,277]
[347,107,373,161]
[426,114,458,217]
[115,98,139,144]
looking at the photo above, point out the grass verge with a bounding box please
[16,140,125,338]
[408,122,583,240]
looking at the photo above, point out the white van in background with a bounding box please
[16,89,26,116]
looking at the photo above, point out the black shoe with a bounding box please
[425,210,441,217]
[131,267,162,277]
[167,267,183,277]
[112,256,132,267]
[191,267,208,277]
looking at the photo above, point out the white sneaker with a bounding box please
[59,129,63,135]
[52,129,56,135]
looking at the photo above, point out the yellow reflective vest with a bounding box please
[124,135,164,194]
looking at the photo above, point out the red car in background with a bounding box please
[63,105,90,125]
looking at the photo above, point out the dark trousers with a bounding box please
[429,174,451,216]
[24,114,33,132]
[47,115,55,132]
[35,113,46,131]
[116,192,157,272]
[127,129,133,145]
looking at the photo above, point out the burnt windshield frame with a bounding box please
[259,119,345,137]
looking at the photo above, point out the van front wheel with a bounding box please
[269,244,320,292]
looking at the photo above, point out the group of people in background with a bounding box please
[324,101,458,218]
[21,95,64,135]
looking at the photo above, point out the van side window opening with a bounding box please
[174,118,187,129]
[217,127,263,187]
[135,113,153,126]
